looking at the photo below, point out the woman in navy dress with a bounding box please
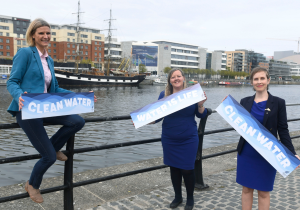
[155,68,207,210]
[235,67,300,210]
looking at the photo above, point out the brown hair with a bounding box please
[250,67,270,90]
[164,68,187,97]
[26,18,51,47]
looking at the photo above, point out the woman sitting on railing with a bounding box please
[234,67,300,210]
[6,18,96,203]
[154,68,207,210]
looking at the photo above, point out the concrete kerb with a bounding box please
[0,131,300,210]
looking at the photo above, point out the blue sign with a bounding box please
[132,45,158,67]
[130,84,206,129]
[21,92,94,120]
[216,95,300,178]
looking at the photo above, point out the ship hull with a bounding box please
[55,70,146,87]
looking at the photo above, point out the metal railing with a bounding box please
[0,104,299,210]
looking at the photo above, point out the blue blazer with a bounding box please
[237,92,296,155]
[7,46,71,116]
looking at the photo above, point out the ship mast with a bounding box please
[73,0,84,73]
[104,10,116,76]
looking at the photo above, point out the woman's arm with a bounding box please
[153,91,165,123]
[7,49,30,104]
[277,99,297,155]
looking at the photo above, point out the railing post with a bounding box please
[64,135,75,210]
[195,108,212,190]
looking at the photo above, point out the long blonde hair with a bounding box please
[164,68,187,97]
[26,18,51,47]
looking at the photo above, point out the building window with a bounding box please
[67,44,70,48]
[48,43,51,47]
[0,26,9,30]
[80,45,83,49]
[72,56,75,59]
[0,38,2,43]
[95,58,97,61]
[67,26,71,30]
[85,46,88,49]
[7,52,10,56]
[52,32,56,35]
[23,22,26,26]
[16,27,20,31]
[81,57,83,60]
[53,44,56,47]
[17,34,20,38]
[0,19,8,23]
[53,38,56,41]
[95,47,97,50]
[72,50,75,54]
[99,53,101,56]
[85,40,88,44]
[0,45,2,49]
[54,55,56,59]
[95,52,97,55]
[95,36,101,40]
[54,49,56,53]
[0,32,2,36]
[48,49,51,53]
[73,39,75,42]
[92,30,99,33]
[6,33,9,36]
[51,26,56,29]
[23,28,26,32]
[85,57,88,60]
[17,40,21,45]
[81,34,88,38]
[0,52,2,55]
[6,39,9,43]
[72,44,75,48]
[67,38,70,42]
[16,21,20,25]
[22,41,26,45]
[95,41,97,45]
[67,50,70,53]
[67,33,75,36]
[85,52,88,55]
[81,40,83,43]
[17,46,21,51]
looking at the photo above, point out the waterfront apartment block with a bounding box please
[268,60,291,81]
[211,50,227,71]
[104,37,122,67]
[0,15,30,58]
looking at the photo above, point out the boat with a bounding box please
[218,81,242,86]
[2,75,7,79]
[54,4,145,87]
[153,78,167,85]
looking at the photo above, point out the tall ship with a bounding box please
[54,2,145,87]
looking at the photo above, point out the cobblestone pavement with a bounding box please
[87,168,300,210]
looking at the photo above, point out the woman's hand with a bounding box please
[198,91,207,107]
[18,91,27,111]
[222,95,228,102]
[295,155,300,169]
[89,91,97,102]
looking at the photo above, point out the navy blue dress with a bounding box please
[236,101,276,191]
[156,91,207,170]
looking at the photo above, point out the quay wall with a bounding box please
[1,130,300,210]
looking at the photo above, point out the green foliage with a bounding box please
[292,76,300,80]
[163,67,171,74]
[139,63,147,73]
[218,70,249,79]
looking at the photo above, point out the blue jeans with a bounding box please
[16,112,85,189]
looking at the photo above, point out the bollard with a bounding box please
[64,135,75,210]
[195,108,212,190]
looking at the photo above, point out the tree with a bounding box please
[139,63,147,73]
[163,67,171,74]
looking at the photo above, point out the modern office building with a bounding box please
[290,63,300,76]
[121,40,206,76]
[211,50,227,71]
[104,37,122,68]
[268,60,291,81]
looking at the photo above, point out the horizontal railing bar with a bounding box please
[202,149,237,159]
[73,165,168,188]
[0,184,68,203]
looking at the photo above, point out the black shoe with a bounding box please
[170,198,183,208]
[184,204,194,210]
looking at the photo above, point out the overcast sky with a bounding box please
[3,0,300,56]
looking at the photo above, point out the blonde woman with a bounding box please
[155,68,207,210]
[7,19,95,203]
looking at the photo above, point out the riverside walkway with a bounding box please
[1,132,300,210]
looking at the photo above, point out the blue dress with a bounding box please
[156,91,207,170]
[236,100,276,191]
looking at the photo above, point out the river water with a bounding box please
[0,84,299,187]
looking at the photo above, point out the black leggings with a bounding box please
[170,166,195,205]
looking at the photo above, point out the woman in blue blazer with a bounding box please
[235,67,299,210]
[7,18,90,203]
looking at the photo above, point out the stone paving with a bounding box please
[87,168,300,210]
